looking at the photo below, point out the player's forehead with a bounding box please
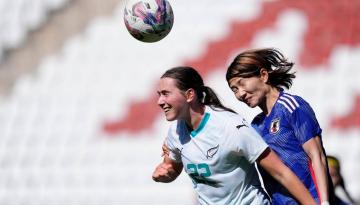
[228,77,244,86]
[157,77,178,91]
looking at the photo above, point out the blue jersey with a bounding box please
[252,92,322,205]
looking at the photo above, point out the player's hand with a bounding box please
[152,162,177,183]
[161,143,170,157]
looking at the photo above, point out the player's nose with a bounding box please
[236,90,246,101]
[157,95,165,107]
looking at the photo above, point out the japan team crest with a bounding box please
[270,118,280,134]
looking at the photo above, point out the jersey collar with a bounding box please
[190,112,210,137]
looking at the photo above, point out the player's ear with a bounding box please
[259,68,269,83]
[185,88,196,102]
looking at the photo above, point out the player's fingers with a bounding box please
[161,143,170,156]
[161,162,171,168]
[153,164,170,176]
[152,168,164,181]
[152,168,171,181]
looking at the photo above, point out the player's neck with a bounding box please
[186,104,205,131]
[261,87,280,116]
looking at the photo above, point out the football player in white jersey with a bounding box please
[152,66,316,205]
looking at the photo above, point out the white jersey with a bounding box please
[166,106,270,205]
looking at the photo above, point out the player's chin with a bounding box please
[242,102,256,109]
[164,112,177,121]
[248,103,257,108]
[244,99,258,108]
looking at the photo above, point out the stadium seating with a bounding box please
[0,0,70,60]
[0,0,359,204]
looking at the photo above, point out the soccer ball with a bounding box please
[124,0,174,43]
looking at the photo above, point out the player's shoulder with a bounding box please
[277,92,311,114]
[252,112,264,122]
[206,106,243,125]
[207,106,253,135]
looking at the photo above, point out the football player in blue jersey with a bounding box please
[226,48,335,205]
[152,66,316,204]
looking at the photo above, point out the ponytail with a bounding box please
[202,86,236,113]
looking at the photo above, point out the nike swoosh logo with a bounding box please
[236,124,247,129]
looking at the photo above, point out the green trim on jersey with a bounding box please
[190,112,210,137]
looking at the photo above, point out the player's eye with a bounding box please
[161,91,170,96]
[231,87,238,94]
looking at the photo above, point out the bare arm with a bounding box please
[303,136,329,203]
[152,144,183,183]
[257,148,317,205]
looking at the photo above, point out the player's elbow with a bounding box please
[152,171,179,183]
[152,162,182,183]
[152,175,172,183]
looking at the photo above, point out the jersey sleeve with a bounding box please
[164,125,182,163]
[289,98,322,145]
[228,118,268,164]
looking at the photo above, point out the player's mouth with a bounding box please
[243,97,251,106]
[163,106,171,114]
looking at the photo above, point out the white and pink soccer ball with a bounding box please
[124,0,174,43]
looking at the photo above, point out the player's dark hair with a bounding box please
[161,66,235,113]
[226,48,296,90]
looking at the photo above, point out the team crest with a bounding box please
[269,118,280,134]
[206,144,219,159]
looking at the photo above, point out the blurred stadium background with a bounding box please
[0,0,359,204]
